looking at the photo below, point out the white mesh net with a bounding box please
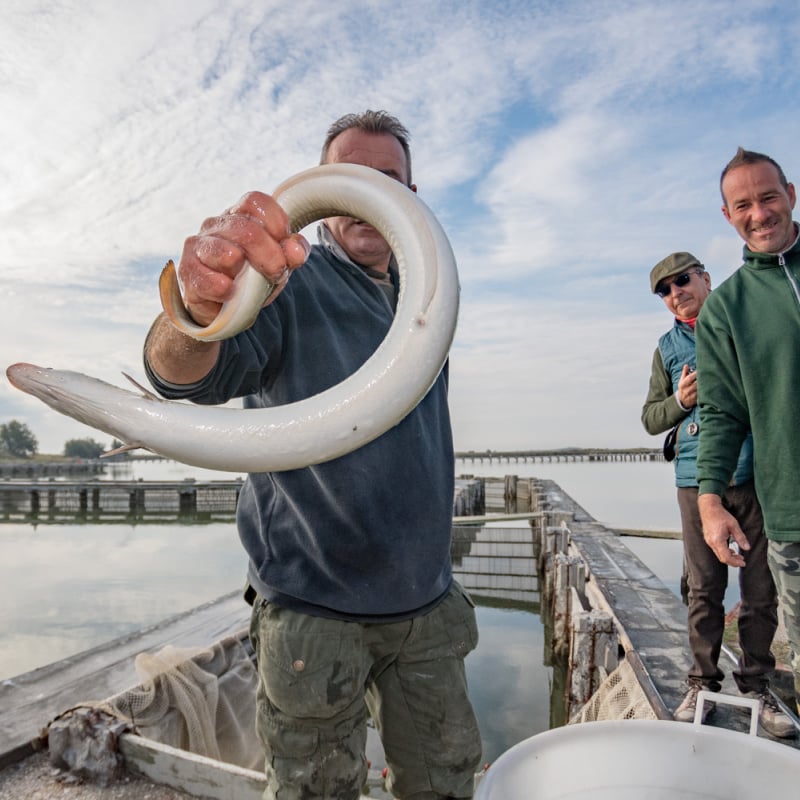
[570,657,658,723]
[103,630,263,770]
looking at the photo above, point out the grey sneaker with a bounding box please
[739,689,796,739]
[674,684,715,723]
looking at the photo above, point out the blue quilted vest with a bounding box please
[658,321,753,488]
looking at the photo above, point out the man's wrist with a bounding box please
[697,490,723,509]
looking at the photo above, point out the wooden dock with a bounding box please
[1,476,484,523]
[0,479,244,522]
[531,478,799,743]
[456,447,663,463]
[1,473,797,793]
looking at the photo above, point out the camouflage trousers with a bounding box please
[249,582,482,800]
[767,540,800,710]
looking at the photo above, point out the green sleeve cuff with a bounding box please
[698,479,727,497]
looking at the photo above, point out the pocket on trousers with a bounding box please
[257,612,364,719]
[415,582,479,661]
[448,582,479,657]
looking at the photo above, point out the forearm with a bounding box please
[642,393,685,435]
[144,313,221,386]
[641,349,685,434]
[696,409,744,496]
[695,304,749,493]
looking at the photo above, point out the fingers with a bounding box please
[176,237,237,326]
[731,526,751,553]
[281,233,312,268]
[698,495,747,568]
[678,365,698,408]
[681,385,698,407]
[708,526,747,567]
[224,193,310,271]
[703,525,744,567]
[176,192,310,319]
[713,539,747,568]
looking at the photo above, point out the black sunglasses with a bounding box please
[655,268,704,298]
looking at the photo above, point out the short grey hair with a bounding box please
[320,110,413,185]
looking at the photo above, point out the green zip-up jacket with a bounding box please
[696,225,800,541]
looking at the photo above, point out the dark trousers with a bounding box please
[677,482,777,692]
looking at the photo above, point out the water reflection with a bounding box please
[0,515,558,764]
[450,521,560,761]
[0,521,245,679]
[0,458,686,764]
[467,605,552,762]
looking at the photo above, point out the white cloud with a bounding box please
[3,0,800,455]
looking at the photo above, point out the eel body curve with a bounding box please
[6,164,459,473]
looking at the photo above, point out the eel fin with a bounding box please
[122,372,161,400]
[101,442,151,458]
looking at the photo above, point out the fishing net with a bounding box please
[569,656,658,723]
[102,630,263,770]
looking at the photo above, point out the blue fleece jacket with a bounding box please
[145,242,454,620]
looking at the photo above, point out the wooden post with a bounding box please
[552,553,586,659]
[503,474,518,513]
[567,608,618,717]
[540,522,571,616]
[179,489,197,515]
[129,488,146,513]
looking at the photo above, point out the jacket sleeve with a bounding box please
[695,298,749,497]
[144,309,284,405]
[641,347,687,435]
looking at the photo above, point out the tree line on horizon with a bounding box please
[0,419,115,460]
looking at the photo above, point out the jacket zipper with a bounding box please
[779,254,800,307]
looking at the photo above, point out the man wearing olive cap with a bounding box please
[642,252,788,735]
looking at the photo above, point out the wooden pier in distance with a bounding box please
[456,447,663,463]
[1,474,483,524]
[0,479,243,522]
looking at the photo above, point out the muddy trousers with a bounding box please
[249,582,482,800]
[767,540,800,711]
[678,482,777,691]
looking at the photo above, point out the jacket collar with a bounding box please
[743,221,800,268]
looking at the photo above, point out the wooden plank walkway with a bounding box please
[534,478,800,746]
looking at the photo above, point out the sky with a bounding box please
[2,0,799,457]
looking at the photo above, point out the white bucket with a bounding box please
[474,715,800,799]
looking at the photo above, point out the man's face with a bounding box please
[324,129,415,272]
[658,269,712,320]
[721,161,797,253]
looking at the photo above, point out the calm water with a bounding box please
[0,458,690,764]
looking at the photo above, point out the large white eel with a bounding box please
[6,163,459,473]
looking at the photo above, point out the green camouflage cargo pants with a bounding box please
[767,540,800,711]
[249,582,482,800]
